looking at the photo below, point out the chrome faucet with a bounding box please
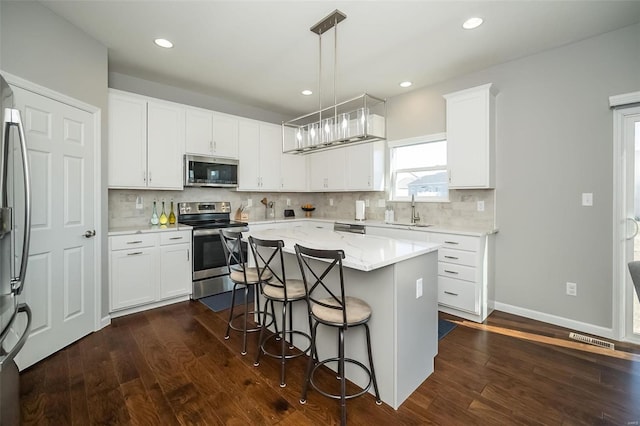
[411,194,420,224]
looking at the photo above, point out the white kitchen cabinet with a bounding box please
[185,107,238,158]
[108,92,147,188]
[308,149,346,191]
[108,90,184,190]
[147,100,185,189]
[109,234,159,311]
[345,141,385,191]
[238,120,281,191]
[429,231,494,322]
[281,127,307,191]
[109,229,192,315]
[444,83,496,189]
[159,231,192,300]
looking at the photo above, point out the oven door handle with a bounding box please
[193,227,248,237]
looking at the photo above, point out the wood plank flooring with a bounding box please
[20,301,640,425]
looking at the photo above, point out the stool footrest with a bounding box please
[228,310,274,334]
[259,330,312,361]
[309,357,373,401]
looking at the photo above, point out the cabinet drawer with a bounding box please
[110,233,158,251]
[430,233,479,252]
[438,262,477,283]
[438,276,478,314]
[438,248,477,267]
[160,230,192,246]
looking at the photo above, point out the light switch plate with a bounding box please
[135,196,143,210]
[582,193,593,206]
[247,198,253,207]
[477,201,485,212]
[329,198,334,206]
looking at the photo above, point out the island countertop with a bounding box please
[246,225,439,272]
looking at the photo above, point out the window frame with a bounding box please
[388,133,449,203]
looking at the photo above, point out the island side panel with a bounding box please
[281,253,397,406]
[394,250,438,408]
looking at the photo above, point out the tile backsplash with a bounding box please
[109,188,495,230]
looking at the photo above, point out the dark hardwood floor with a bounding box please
[20,301,640,425]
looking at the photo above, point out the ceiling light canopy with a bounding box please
[462,17,484,30]
[400,81,413,88]
[301,89,313,96]
[283,10,386,154]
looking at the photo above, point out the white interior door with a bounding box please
[617,104,640,344]
[12,86,97,369]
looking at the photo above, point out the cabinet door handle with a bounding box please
[444,241,459,245]
[187,251,190,261]
[169,236,183,240]
[126,240,143,244]
[444,291,459,296]
[127,251,143,256]
[444,255,459,260]
[444,270,458,275]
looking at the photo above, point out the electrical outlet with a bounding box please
[365,199,370,208]
[566,282,577,296]
[135,196,144,210]
[416,278,423,298]
[286,198,291,206]
[477,201,485,212]
[329,198,334,206]
[247,199,252,207]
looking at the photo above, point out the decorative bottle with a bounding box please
[150,201,159,225]
[159,201,168,225]
[168,201,176,225]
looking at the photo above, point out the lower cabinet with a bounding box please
[109,230,192,314]
[429,231,494,323]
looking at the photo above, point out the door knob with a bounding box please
[83,230,96,238]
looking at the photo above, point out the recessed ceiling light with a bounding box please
[399,81,413,88]
[154,38,174,48]
[301,89,313,96]
[462,17,483,30]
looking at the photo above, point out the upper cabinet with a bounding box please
[308,149,346,191]
[108,90,184,190]
[281,127,307,191]
[185,107,238,159]
[237,120,281,191]
[345,141,385,191]
[444,83,496,189]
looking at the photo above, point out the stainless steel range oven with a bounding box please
[178,202,248,299]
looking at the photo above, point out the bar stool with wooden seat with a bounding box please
[249,236,312,387]
[294,244,381,426]
[219,229,274,355]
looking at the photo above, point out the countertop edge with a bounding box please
[108,224,193,236]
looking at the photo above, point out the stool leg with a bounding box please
[300,321,319,404]
[288,304,295,349]
[241,285,249,355]
[279,301,287,387]
[225,284,240,340]
[339,327,346,426]
[364,323,382,404]
[253,297,269,367]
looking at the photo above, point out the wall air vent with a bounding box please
[569,332,615,350]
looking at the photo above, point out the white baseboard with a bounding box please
[100,315,111,330]
[494,302,616,340]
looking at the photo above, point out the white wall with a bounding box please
[0,1,110,318]
[388,23,640,330]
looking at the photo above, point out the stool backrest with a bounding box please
[248,236,289,298]
[627,261,640,303]
[294,244,348,325]
[219,229,247,278]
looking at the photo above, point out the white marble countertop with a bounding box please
[246,225,439,272]
[248,217,496,237]
[108,224,193,236]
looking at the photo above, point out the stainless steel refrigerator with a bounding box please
[0,73,32,425]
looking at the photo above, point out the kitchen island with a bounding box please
[246,225,440,409]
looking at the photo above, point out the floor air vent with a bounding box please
[569,332,615,350]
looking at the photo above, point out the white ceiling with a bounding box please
[42,1,640,118]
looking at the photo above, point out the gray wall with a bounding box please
[0,1,110,318]
[109,72,288,124]
[387,23,640,329]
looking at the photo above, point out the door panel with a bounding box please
[12,86,96,369]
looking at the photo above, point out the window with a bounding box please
[389,134,448,202]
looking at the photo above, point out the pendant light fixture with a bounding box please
[282,9,386,154]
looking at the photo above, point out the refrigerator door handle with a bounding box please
[0,303,31,368]
[6,108,31,295]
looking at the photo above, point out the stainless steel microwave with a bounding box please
[184,155,238,187]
